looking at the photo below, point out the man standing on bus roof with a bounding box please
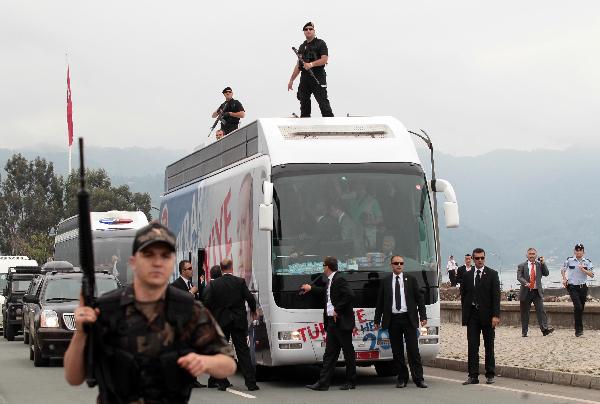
[562,243,594,337]
[211,87,245,137]
[64,222,236,403]
[300,256,356,391]
[287,21,334,118]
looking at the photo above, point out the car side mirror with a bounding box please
[430,179,459,228]
[259,181,274,231]
[23,294,39,304]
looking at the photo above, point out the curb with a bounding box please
[425,358,600,390]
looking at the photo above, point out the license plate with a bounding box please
[355,350,379,360]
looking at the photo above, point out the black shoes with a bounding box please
[192,380,207,388]
[522,333,528,337]
[542,328,555,336]
[575,331,584,337]
[217,381,233,391]
[415,381,428,388]
[306,382,329,391]
[339,383,356,390]
[485,377,495,384]
[247,383,260,391]
[396,379,408,388]
[462,377,479,385]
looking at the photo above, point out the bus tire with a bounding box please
[255,365,273,382]
[374,361,399,377]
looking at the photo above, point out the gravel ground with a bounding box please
[439,322,600,376]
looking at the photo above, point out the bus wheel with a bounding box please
[255,365,273,382]
[374,361,399,377]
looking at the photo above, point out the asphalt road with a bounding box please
[1,335,598,404]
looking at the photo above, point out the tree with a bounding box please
[63,168,151,218]
[0,154,63,258]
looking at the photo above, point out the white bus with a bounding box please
[53,211,149,285]
[160,117,459,376]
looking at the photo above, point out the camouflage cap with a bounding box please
[132,222,176,254]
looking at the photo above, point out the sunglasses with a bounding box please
[303,27,314,31]
[184,267,193,271]
[224,90,232,93]
[473,257,485,260]
[392,262,404,265]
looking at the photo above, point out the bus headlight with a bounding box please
[40,310,59,328]
[278,331,302,341]
[420,326,439,336]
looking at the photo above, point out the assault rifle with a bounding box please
[77,137,97,387]
[292,47,325,87]
[208,101,229,138]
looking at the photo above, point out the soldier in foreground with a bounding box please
[64,222,236,403]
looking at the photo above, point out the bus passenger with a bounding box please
[329,201,364,256]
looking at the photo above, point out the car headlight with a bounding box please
[420,326,439,336]
[278,331,302,341]
[40,310,59,328]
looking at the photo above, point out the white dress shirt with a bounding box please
[180,275,192,290]
[473,266,483,287]
[326,272,335,316]
[391,274,407,314]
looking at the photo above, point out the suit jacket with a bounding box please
[517,261,549,301]
[311,272,356,331]
[456,265,472,285]
[374,273,427,330]
[203,273,256,331]
[171,276,203,301]
[460,266,501,326]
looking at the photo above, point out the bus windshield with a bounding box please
[271,163,438,308]
[93,237,135,285]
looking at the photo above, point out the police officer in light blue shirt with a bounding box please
[561,243,594,336]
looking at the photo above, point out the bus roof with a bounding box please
[165,116,421,193]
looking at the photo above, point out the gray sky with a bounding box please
[1,0,598,156]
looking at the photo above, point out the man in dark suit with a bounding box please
[460,248,501,385]
[171,259,204,301]
[170,260,207,388]
[300,256,357,391]
[374,255,428,388]
[517,248,554,337]
[456,254,473,287]
[203,258,259,391]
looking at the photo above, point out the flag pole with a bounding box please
[66,53,73,175]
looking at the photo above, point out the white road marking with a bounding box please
[225,388,256,399]
[426,375,600,404]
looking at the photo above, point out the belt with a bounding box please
[391,312,408,316]
[568,284,587,288]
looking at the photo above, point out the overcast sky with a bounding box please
[1,1,598,156]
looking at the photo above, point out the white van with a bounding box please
[0,256,39,332]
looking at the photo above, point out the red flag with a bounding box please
[66,66,74,147]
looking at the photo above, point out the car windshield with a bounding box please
[43,278,119,301]
[11,279,32,293]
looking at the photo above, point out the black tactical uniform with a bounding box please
[297,37,334,118]
[217,99,245,135]
[92,285,233,404]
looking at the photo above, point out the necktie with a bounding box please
[529,262,536,289]
[474,270,481,307]
[188,280,193,290]
[395,275,401,311]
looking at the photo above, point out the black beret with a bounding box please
[303,21,314,30]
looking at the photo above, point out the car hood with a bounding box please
[41,301,80,312]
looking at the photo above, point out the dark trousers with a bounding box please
[297,74,334,118]
[449,270,457,286]
[212,326,256,387]
[388,313,424,383]
[520,289,549,335]
[567,284,588,333]
[466,307,495,379]
[318,320,356,386]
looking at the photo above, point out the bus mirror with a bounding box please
[263,181,273,205]
[259,204,273,231]
[431,179,459,228]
